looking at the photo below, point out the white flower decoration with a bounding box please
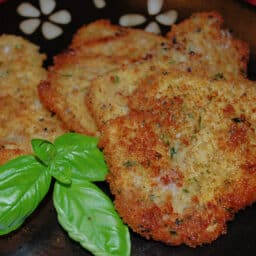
[119,0,178,34]
[17,0,72,40]
[93,0,106,9]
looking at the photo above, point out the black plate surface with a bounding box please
[0,0,256,255]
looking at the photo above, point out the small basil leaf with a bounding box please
[0,155,51,235]
[53,180,130,256]
[54,133,108,182]
[31,139,56,166]
[49,157,72,185]
[54,133,99,149]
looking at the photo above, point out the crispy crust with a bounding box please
[87,58,174,129]
[38,50,126,135]
[71,19,165,57]
[71,19,168,62]
[100,69,256,247]
[71,20,128,47]
[0,148,25,165]
[0,35,67,164]
[167,11,249,78]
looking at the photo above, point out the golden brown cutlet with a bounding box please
[38,52,124,135]
[38,20,167,135]
[0,35,47,97]
[0,35,67,164]
[166,11,249,79]
[100,69,256,247]
[86,58,171,129]
[70,19,166,59]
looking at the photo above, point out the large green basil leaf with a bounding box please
[53,133,107,182]
[53,180,130,256]
[0,155,51,235]
[31,139,56,166]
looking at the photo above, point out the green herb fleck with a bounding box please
[212,73,224,80]
[149,194,157,201]
[182,188,189,193]
[123,160,136,168]
[199,115,202,128]
[191,134,197,140]
[60,73,73,77]
[187,113,194,118]
[113,75,120,84]
[0,70,9,78]
[168,58,175,64]
[169,146,178,159]
[189,177,199,183]
[160,134,170,145]
[196,115,203,132]
[193,177,198,182]
[15,44,22,49]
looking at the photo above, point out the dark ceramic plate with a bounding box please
[0,0,256,255]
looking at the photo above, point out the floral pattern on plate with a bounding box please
[119,0,178,34]
[17,0,71,39]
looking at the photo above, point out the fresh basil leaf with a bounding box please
[48,156,72,185]
[54,133,108,182]
[53,180,130,256]
[31,139,56,166]
[0,155,51,235]
[54,133,99,149]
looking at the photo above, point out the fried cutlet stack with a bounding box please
[0,35,67,164]
[37,11,255,247]
[86,11,249,130]
[38,20,167,135]
[166,12,248,78]
[38,12,249,136]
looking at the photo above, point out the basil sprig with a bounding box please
[0,133,130,256]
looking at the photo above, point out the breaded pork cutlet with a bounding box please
[166,11,249,79]
[87,58,172,129]
[87,12,249,130]
[38,53,123,135]
[38,20,168,135]
[0,35,67,164]
[0,35,47,97]
[100,69,256,247]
